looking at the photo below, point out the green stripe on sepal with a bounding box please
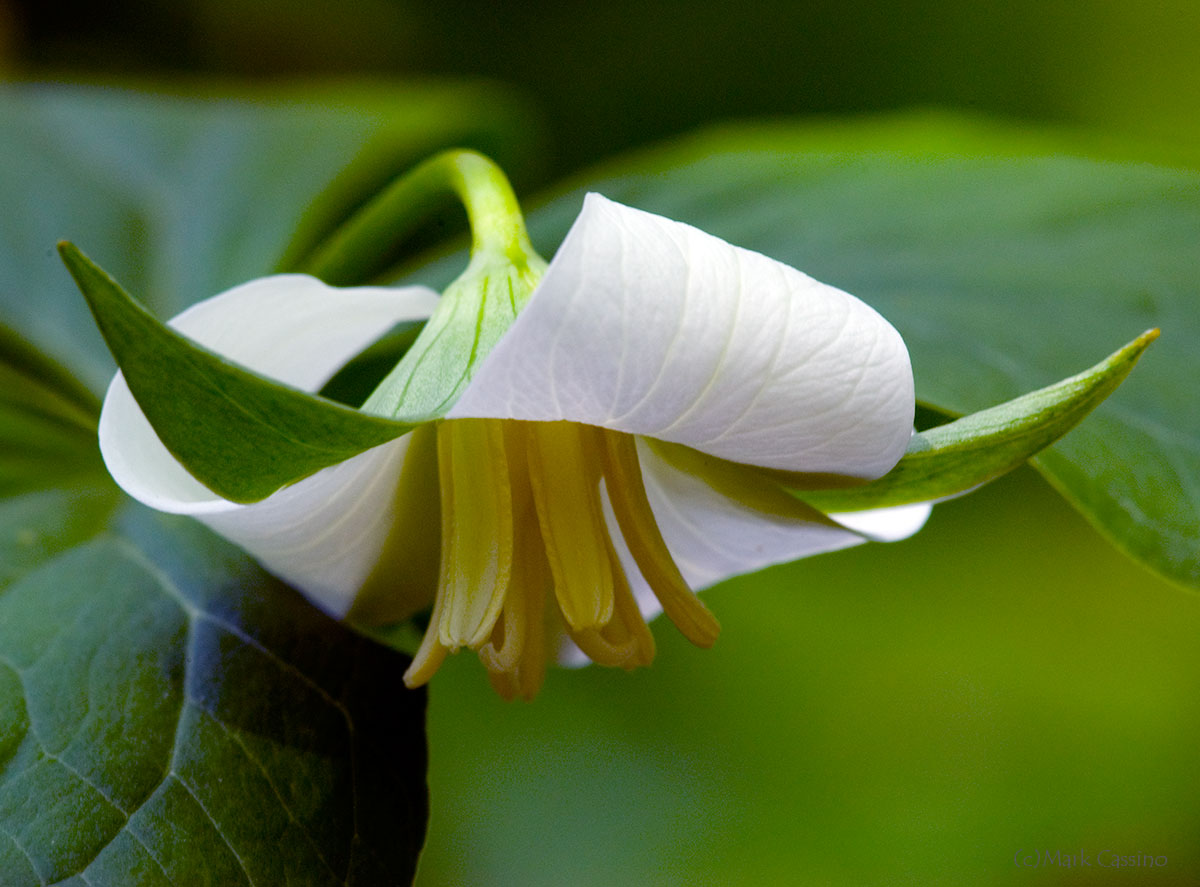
[796,330,1159,513]
[361,252,543,422]
[298,149,546,423]
[59,243,415,504]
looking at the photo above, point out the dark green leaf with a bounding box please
[60,244,413,504]
[1,82,527,882]
[798,330,1159,512]
[519,113,1200,588]
[0,324,107,496]
[0,507,427,886]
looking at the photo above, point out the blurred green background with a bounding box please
[3,1,1197,884]
[424,467,1200,885]
[6,0,1200,177]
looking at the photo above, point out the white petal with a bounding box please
[451,193,914,479]
[98,274,440,615]
[829,502,932,542]
[559,440,931,666]
[631,439,869,593]
[201,439,414,616]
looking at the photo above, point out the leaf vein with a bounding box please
[0,818,45,886]
[205,709,343,882]
[173,774,256,886]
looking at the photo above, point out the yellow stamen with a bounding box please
[405,419,516,688]
[567,534,656,669]
[402,420,720,698]
[436,419,514,648]
[599,430,720,647]
[479,431,549,699]
[523,421,615,631]
[403,581,449,688]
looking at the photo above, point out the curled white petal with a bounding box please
[98,274,440,615]
[560,439,931,665]
[451,193,915,479]
[632,439,870,593]
[204,440,413,616]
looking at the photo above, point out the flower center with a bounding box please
[403,418,720,700]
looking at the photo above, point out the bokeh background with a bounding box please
[3,2,1198,883]
[6,0,1200,179]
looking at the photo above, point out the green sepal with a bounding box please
[795,330,1159,512]
[300,148,548,422]
[59,243,416,504]
[361,249,545,421]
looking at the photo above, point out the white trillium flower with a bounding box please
[99,194,930,699]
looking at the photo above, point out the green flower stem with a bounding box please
[296,149,536,285]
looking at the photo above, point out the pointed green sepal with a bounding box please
[796,330,1159,512]
[361,251,544,421]
[59,242,416,504]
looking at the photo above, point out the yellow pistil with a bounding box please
[403,419,719,699]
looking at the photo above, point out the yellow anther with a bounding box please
[405,420,715,697]
[523,421,615,632]
[600,431,720,647]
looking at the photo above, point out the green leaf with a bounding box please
[0,324,108,496]
[0,507,427,886]
[0,486,119,592]
[0,81,534,395]
[518,112,1200,589]
[797,330,1159,512]
[60,243,413,504]
[1,82,531,881]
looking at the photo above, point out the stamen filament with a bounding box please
[600,430,720,647]
[403,586,448,688]
[480,541,549,699]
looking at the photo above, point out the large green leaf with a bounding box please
[0,80,534,395]
[0,320,122,593]
[0,323,107,497]
[516,113,1200,589]
[1,82,533,882]
[0,508,427,885]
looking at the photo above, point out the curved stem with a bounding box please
[296,149,536,285]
